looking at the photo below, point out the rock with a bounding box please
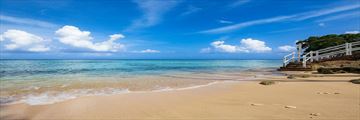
[251,103,263,106]
[334,92,340,94]
[323,92,329,94]
[285,105,296,109]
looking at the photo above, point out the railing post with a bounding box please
[315,51,319,61]
[310,51,313,62]
[345,43,349,55]
[283,57,286,67]
[349,43,352,55]
[303,55,306,68]
[292,52,295,62]
[297,43,302,63]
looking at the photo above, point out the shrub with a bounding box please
[349,79,360,84]
[259,80,276,85]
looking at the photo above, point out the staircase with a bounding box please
[279,41,360,71]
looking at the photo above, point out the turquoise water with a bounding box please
[0,60,281,105]
[0,60,281,79]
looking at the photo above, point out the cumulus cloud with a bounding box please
[0,29,50,52]
[278,45,296,52]
[55,25,125,52]
[345,31,360,34]
[203,38,272,53]
[211,41,247,53]
[240,38,272,52]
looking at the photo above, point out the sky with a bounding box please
[0,0,359,59]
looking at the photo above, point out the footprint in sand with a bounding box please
[317,92,340,95]
[310,113,321,116]
[250,103,264,106]
[284,105,296,109]
[309,113,321,119]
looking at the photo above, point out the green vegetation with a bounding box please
[259,80,276,85]
[296,33,360,53]
[349,79,360,84]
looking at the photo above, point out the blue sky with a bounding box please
[0,0,359,59]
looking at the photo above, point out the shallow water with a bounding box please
[0,60,281,105]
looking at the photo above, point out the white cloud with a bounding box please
[211,41,243,53]
[278,45,296,52]
[0,29,50,52]
[199,4,360,34]
[55,25,125,52]
[204,38,271,53]
[345,31,360,34]
[293,4,360,21]
[126,0,179,31]
[240,38,272,52]
[316,11,360,22]
[139,49,160,53]
[218,20,233,24]
[0,15,57,28]
[318,23,325,27]
[0,35,4,41]
[200,16,294,34]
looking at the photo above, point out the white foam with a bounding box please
[19,88,130,105]
[3,82,219,106]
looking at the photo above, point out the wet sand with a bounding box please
[1,72,359,120]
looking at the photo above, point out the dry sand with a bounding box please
[1,73,359,120]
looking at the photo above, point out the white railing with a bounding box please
[283,51,295,67]
[301,41,360,68]
[282,41,360,68]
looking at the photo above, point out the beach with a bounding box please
[1,70,359,120]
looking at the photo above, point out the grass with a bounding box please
[349,79,360,84]
[259,80,276,85]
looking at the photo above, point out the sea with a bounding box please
[0,60,282,105]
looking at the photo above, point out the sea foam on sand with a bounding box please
[2,82,221,106]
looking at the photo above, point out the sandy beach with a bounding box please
[1,72,359,120]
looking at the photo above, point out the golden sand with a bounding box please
[1,72,359,120]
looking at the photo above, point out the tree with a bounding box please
[296,33,360,53]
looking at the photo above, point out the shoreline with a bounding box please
[1,71,359,120]
[0,68,276,106]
